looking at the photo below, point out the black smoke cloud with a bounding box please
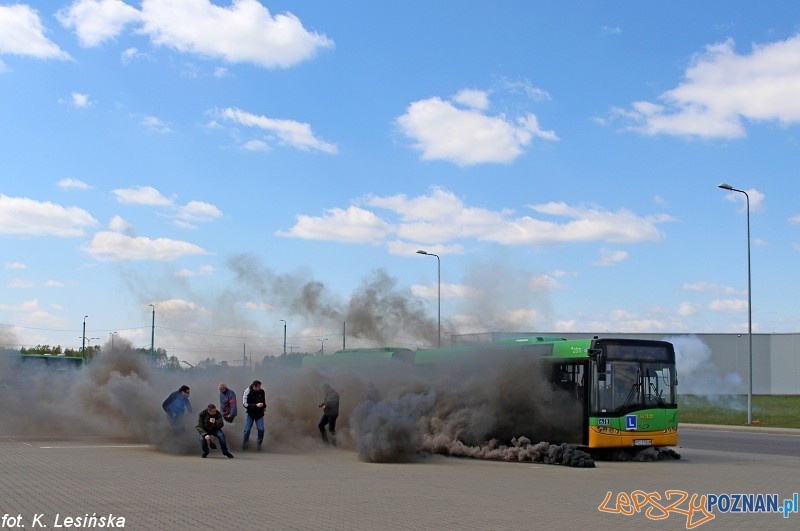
[341,354,594,467]
[227,255,450,347]
[2,341,594,466]
[3,259,589,465]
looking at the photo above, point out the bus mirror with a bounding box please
[590,349,607,381]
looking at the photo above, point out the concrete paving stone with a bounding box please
[0,434,798,530]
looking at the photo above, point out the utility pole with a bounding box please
[149,304,155,365]
[281,319,287,356]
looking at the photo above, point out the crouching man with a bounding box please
[196,404,234,459]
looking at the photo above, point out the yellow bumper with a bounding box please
[588,426,679,448]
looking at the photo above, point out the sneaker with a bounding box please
[209,442,218,450]
[224,452,234,459]
[201,453,208,458]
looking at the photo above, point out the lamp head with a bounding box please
[416,250,428,255]
[718,183,733,190]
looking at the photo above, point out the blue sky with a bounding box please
[2,1,800,363]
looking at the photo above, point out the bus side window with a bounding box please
[555,363,585,398]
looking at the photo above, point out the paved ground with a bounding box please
[1,429,799,530]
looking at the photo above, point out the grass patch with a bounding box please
[679,394,800,429]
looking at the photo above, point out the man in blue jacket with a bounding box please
[218,382,237,423]
[162,385,193,429]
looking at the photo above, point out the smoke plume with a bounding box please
[2,341,597,467]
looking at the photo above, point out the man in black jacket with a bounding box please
[318,383,340,446]
[195,404,234,458]
[241,380,267,451]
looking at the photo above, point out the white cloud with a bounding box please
[139,0,333,68]
[112,186,222,228]
[120,47,139,63]
[525,202,670,243]
[677,302,700,316]
[174,200,223,228]
[280,188,672,251]
[83,231,210,261]
[45,280,65,288]
[553,319,577,332]
[242,139,270,152]
[502,308,546,327]
[594,248,629,266]
[71,92,92,108]
[279,206,392,243]
[113,186,173,206]
[720,187,765,213]
[682,281,742,296]
[411,282,479,299]
[54,0,333,68]
[0,195,97,236]
[245,301,274,312]
[56,0,141,47]
[5,262,26,270]
[617,34,800,138]
[153,298,207,317]
[108,215,132,232]
[175,264,214,277]
[0,4,71,59]
[529,274,565,291]
[397,94,557,166]
[708,299,747,312]
[453,89,490,110]
[141,115,171,133]
[219,107,337,153]
[500,79,551,102]
[385,240,464,257]
[57,178,91,190]
[7,279,34,289]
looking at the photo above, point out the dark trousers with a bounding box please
[199,429,230,454]
[318,413,338,444]
[167,414,185,433]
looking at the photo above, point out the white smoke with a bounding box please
[665,334,743,396]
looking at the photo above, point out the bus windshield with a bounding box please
[593,360,676,415]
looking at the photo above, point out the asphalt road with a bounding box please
[679,426,800,457]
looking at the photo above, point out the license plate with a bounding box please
[633,439,652,446]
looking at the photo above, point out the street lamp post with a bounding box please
[416,250,441,347]
[110,331,117,351]
[318,338,328,355]
[82,315,88,361]
[280,319,287,356]
[149,304,155,365]
[718,182,753,425]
